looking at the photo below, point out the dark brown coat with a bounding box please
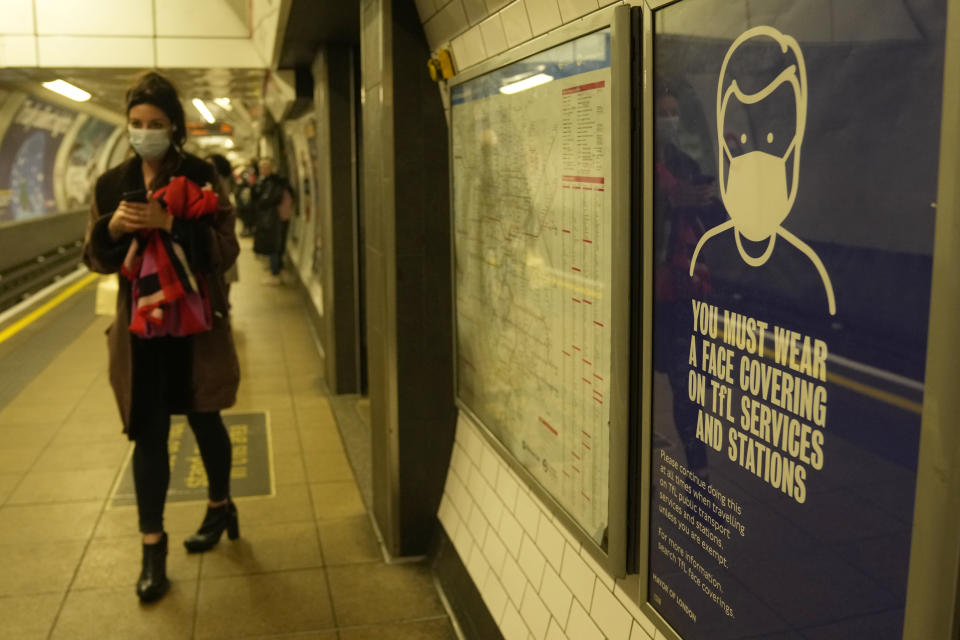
[82,153,240,433]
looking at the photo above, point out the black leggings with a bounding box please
[133,411,232,534]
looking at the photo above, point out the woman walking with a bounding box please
[83,72,241,603]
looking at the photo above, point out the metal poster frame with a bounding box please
[635,1,960,639]
[448,4,631,575]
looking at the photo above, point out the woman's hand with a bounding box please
[107,199,173,239]
[138,198,174,232]
[107,201,147,239]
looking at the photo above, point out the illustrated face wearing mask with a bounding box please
[128,103,173,161]
[719,65,805,245]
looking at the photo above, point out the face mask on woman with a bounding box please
[128,127,171,161]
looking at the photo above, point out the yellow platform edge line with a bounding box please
[0,272,99,346]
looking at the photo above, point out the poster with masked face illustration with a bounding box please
[646,1,947,638]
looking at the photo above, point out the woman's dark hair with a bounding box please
[126,72,187,149]
[207,153,232,179]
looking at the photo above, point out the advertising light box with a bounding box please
[642,0,948,637]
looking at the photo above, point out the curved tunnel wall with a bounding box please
[0,86,122,273]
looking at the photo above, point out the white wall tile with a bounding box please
[467,457,490,497]
[157,38,264,68]
[459,420,483,464]
[520,585,552,640]
[156,0,249,37]
[635,603,658,638]
[514,489,541,537]
[500,0,533,47]
[614,581,645,621]
[540,565,573,627]
[0,0,34,34]
[468,502,490,547]
[495,462,520,512]
[450,442,470,482]
[36,0,153,36]
[446,465,472,518]
[467,543,492,587]
[580,546,615,591]
[483,527,509,575]
[451,24,486,71]
[438,494,457,530]
[565,600,604,640]
[423,0,469,52]
[524,0,561,35]
[536,514,565,572]
[0,35,36,65]
[518,534,546,586]
[557,0,597,23]
[434,0,453,11]
[631,620,654,640]
[481,446,501,482]
[591,583,633,640]
[501,553,528,606]
[452,521,475,564]
[38,36,154,67]
[479,482,505,529]
[502,600,533,640]
[482,573,510,623]
[499,509,524,557]
[560,543,596,608]
[462,0,490,24]
[546,618,570,640]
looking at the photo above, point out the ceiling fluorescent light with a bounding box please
[213,97,232,111]
[192,98,216,124]
[42,79,91,102]
[499,73,554,95]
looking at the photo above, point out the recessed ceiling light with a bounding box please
[42,79,91,102]
[192,98,216,124]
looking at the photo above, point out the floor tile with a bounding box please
[0,501,101,544]
[273,453,307,486]
[338,618,459,640]
[0,423,58,448]
[0,445,44,473]
[310,482,366,521]
[0,474,21,504]
[318,516,382,566]
[8,468,117,504]
[326,563,446,627]
[195,569,335,639]
[200,521,323,577]
[32,441,130,472]
[0,540,86,596]
[0,592,63,640]
[73,535,201,590]
[304,450,355,483]
[235,483,315,526]
[51,581,197,640]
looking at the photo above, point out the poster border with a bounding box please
[637,1,960,639]
[448,4,631,576]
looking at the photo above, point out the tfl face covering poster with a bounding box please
[647,1,946,638]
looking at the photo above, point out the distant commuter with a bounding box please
[252,157,294,285]
[207,153,240,301]
[81,72,242,603]
[236,160,259,237]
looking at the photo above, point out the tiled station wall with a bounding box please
[415,0,664,638]
[414,0,622,72]
[439,417,663,640]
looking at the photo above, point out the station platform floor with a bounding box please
[0,239,457,640]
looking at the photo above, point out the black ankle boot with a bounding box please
[183,501,239,553]
[137,532,170,603]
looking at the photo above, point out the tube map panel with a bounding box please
[452,29,613,544]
